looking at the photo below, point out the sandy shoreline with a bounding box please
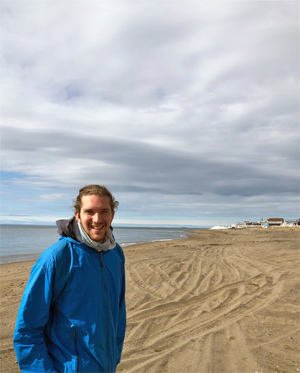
[1,227,299,372]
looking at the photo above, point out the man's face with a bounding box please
[75,194,115,243]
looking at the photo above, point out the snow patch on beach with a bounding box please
[210,226,228,230]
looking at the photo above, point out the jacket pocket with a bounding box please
[73,330,79,373]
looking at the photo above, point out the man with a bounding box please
[13,185,126,373]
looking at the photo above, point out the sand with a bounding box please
[0,227,299,373]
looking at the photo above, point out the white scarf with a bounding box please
[72,219,116,252]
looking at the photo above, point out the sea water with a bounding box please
[0,225,193,264]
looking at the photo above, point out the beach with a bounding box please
[1,227,299,373]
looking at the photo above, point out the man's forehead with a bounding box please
[81,194,111,208]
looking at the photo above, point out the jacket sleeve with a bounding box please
[13,243,71,373]
[116,245,126,364]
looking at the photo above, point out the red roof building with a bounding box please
[267,218,284,226]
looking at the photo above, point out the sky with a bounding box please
[0,1,299,227]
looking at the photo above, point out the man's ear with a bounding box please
[112,210,115,221]
[75,211,81,222]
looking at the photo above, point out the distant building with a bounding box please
[244,221,261,226]
[293,219,300,226]
[267,218,284,226]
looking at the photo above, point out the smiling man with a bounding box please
[13,185,126,373]
[75,193,115,243]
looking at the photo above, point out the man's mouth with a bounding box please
[92,225,104,231]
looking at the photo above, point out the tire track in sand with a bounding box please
[119,229,300,373]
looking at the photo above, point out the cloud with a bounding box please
[2,124,298,197]
[0,0,299,225]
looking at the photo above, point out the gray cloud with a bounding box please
[2,125,298,198]
[0,1,299,225]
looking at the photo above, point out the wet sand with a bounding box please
[1,227,299,372]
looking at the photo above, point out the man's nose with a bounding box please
[93,213,102,222]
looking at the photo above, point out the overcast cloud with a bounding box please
[0,1,299,226]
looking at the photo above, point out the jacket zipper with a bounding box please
[99,251,111,373]
[73,330,79,373]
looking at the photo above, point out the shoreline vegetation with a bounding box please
[1,227,299,372]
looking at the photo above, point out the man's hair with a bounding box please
[74,184,119,213]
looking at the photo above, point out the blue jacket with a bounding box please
[13,222,126,373]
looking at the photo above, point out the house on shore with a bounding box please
[230,218,299,229]
[293,219,300,226]
[267,218,284,226]
[244,221,261,226]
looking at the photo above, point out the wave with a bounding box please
[121,238,174,247]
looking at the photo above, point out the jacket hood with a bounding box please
[56,217,115,243]
[56,217,77,240]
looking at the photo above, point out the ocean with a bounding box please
[0,225,194,264]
